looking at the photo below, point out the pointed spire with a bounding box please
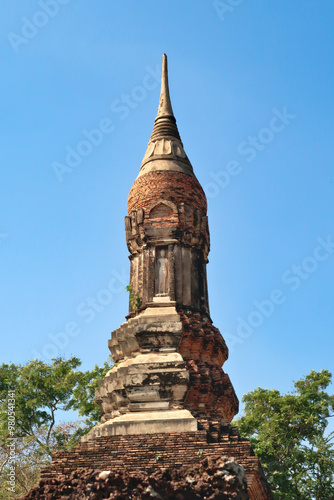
[156,54,174,118]
[149,54,181,142]
[138,54,195,178]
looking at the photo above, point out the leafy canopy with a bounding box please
[234,369,334,499]
[0,356,112,498]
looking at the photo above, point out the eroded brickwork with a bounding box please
[127,170,207,216]
[39,427,272,499]
[178,311,239,422]
[25,460,250,499]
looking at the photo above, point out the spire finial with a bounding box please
[157,53,174,118]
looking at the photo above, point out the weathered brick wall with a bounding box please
[23,457,251,499]
[39,428,272,499]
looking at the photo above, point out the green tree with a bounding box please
[234,369,334,499]
[69,357,114,432]
[0,422,81,498]
[0,356,112,498]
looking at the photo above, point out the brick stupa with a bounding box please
[40,55,272,499]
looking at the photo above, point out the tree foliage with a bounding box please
[0,356,112,498]
[69,357,114,433]
[234,369,334,499]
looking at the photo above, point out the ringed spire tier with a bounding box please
[83,53,238,441]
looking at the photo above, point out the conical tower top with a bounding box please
[138,53,194,176]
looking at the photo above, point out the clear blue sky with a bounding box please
[1,1,333,419]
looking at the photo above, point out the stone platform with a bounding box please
[81,409,197,440]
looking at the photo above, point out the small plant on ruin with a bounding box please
[126,285,142,310]
[154,455,162,462]
[196,449,205,458]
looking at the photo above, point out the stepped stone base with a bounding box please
[81,409,197,441]
[41,426,273,500]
